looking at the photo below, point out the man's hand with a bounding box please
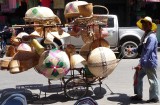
[134,64,141,71]
[126,48,132,55]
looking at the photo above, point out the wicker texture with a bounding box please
[11,51,40,72]
[35,49,70,80]
[79,42,92,60]
[78,3,93,17]
[64,1,88,18]
[6,45,17,57]
[24,6,61,24]
[87,47,117,77]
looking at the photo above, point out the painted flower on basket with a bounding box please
[35,48,70,80]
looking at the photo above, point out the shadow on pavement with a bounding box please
[0,84,110,104]
[107,93,146,105]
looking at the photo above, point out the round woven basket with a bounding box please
[24,6,61,24]
[87,47,117,77]
[35,49,70,80]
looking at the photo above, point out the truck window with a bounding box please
[107,18,114,28]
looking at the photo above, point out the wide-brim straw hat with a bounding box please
[24,6,61,24]
[64,1,88,19]
[21,31,41,43]
[29,31,41,38]
[49,31,70,39]
[44,32,54,44]
[17,43,32,52]
[136,16,157,31]
[16,32,29,39]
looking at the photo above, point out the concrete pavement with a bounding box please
[0,53,160,105]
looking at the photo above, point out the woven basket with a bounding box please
[11,51,40,72]
[79,42,92,60]
[64,44,76,59]
[10,36,21,46]
[6,45,17,57]
[81,28,94,43]
[9,60,20,74]
[90,38,110,50]
[78,3,93,17]
[0,59,11,70]
[24,6,61,24]
[87,47,117,77]
[64,1,88,19]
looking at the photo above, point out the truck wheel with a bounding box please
[121,41,138,59]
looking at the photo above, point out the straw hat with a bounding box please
[50,31,70,39]
[87,47,117,77]
[29,31,41,38]
[44,32,54,44]
[64,1,88,19]
[16,32,29,39]
[17,43,32,52]
[136,16,157,31]
[70,54,85,69]
[24,6,61,24]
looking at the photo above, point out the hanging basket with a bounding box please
[78,3,93,17]
[9,51,40,73]
[90,38,110,50]
[24,6,61,24]
[87,47,118,77]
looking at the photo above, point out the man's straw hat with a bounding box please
[136,16,157,31]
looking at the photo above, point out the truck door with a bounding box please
[104,17,118,48]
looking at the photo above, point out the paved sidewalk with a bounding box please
[0,53,160,105]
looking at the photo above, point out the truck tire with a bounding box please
[121,41,138,59]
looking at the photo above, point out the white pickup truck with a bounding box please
[62,14,144,59]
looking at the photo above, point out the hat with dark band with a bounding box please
[136,16,157,31]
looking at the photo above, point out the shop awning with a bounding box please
[145,0,160,2]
